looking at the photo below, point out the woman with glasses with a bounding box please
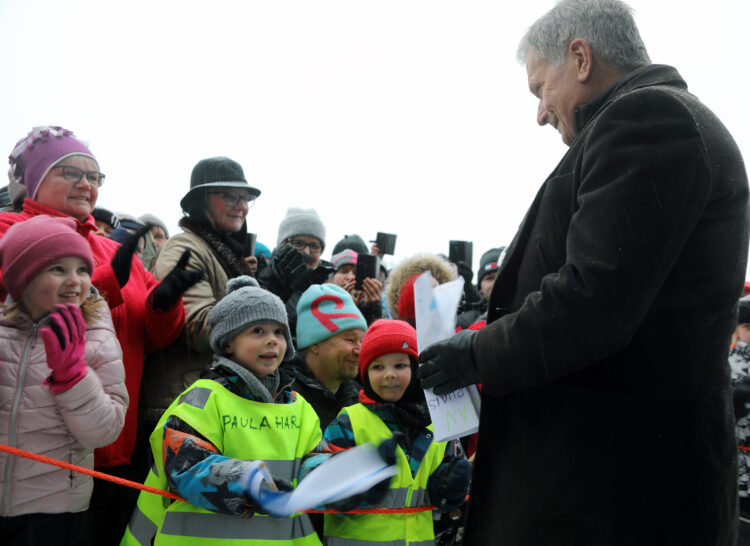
[0,126,195,544]
[140,156,260,450]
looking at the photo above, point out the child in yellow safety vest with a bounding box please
[121,276,392,546]
[321,319,472,546]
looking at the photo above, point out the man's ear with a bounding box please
[569,38,593,83]
[224,341,234,355]
[308,343,320,356]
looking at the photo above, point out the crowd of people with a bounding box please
[1,0,749,545]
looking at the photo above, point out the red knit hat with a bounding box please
[396,273,421,323]
[359,319,418,382]
[0,215,94,300]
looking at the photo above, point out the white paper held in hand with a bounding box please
[244,443,399,518]
[413,271,481,442]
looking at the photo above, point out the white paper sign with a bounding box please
[414,271,481,442]
[245,443,399,518]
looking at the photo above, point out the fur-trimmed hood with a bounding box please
[386,253,456,320]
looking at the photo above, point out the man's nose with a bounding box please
[537,99,548,126]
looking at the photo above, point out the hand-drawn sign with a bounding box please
[311,294,360,332]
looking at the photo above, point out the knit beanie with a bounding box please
[739,295,750,325]
[397,273,422,323]
[358,319,418,382]
[331,249,358,270]
[276,208,326,249]
[138,213,169,238]
[332,234,368,256]
[0,215,94,301]
[209,276,294,361]
[92,207,121,230]
[8,126,97,200]
[295,284,367,349]
[255,241,272,260]
[477,246,506,288]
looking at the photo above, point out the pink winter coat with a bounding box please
[0,298,128,516]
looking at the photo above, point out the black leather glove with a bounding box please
[272,245,313,292]
[418,329,481,395]
[428,459,472,511]
[151,250,205,311]
[111,223,153,288]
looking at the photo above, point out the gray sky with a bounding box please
[0,0,747,276]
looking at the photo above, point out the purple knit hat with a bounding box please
[8,126,97,200]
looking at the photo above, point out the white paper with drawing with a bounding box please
[413,271,481,442]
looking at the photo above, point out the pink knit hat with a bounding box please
[0,215,94,301]
[358,319,418,382]
[8,126,97,200]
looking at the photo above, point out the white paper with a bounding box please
[245,443,398,518]
[414,271,481,442]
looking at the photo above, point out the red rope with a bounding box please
[0,443,438,514]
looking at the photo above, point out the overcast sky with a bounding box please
[0,0,747,276]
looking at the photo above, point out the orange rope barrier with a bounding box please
[0,443,438,514]
[0,443,185,502]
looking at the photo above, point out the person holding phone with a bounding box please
[328,249,384,325]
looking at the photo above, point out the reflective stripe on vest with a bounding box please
[323,403,447,545]
[121,380,322,545]
[160,510,316,540]
[125,505,157,546]
[326,539,435,546]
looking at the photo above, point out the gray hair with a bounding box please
[517,0,651,70]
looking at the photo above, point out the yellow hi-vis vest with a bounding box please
[323,403,448,546]
[121,379,323,546]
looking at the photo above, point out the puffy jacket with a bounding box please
[0,298,128,516]
[0,199,185,467]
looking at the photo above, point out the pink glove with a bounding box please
[41,304,88,394]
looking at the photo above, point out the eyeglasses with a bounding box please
[287,238,323,254]
[54,165,105,187]
[208,191,256,208]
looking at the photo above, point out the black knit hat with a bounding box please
[180,156,261,212]
[477,246,506,288]
[92,207,120,230]
[739,296,750,325]
[332,234,368,256]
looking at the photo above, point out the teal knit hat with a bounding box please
[295,284,367,349]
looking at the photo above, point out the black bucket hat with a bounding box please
[180,156,261,212]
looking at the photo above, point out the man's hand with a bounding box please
[418,329,481,395]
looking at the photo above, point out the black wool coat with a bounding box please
[468,65,749,545]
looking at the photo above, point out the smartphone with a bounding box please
[449,240,473,266]
[355,254,379,290]
[244,232,257,257]
[374,232,397,255]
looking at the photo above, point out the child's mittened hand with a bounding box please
[41,304,88,394]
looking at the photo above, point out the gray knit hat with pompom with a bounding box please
[209,276,295,361]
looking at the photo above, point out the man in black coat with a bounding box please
[419,0,749,543]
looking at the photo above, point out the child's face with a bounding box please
[737,323,750,345]
[367,352,412,403]
[225,322,288,376]
[22,257,91,321]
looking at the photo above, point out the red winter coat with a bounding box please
[0,199,185,467]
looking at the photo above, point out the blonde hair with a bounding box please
[1,292,105,325]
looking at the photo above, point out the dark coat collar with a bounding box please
[574,64,687,138]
